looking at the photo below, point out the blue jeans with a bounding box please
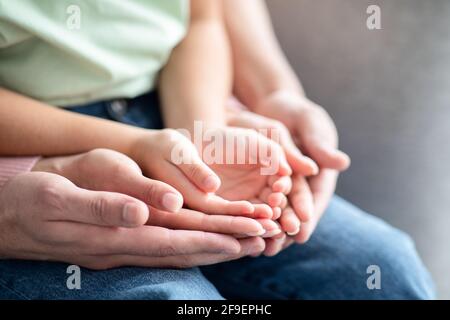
[0,92,435,299]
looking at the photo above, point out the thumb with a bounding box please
[103,161,183,212]
[67,187,150,228]
[277,127,319,175]
[113,174,184,213]
[304,139,350,171]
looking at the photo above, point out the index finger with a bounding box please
[147,207,265,237]
[62,223,242,256]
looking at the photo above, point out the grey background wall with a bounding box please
[266,0,450,298]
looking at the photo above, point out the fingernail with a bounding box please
[203,175,220,191]
[276,235,287,243]
[246,229,266,237]
[162,193,183,212]
[264,229,282,238]
[287,226,300,236]
[122,203,142,224]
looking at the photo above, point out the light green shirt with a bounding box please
[0,0,188,106]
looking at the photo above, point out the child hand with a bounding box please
[195,126,293,219]
[130,129,256,216]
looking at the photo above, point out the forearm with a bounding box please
[0,88,146,156]
[159,0,231,133]
[224,0,304,110]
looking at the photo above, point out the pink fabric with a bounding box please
[0,157,40,190]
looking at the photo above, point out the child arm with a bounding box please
[0,87,145,156]
[158,0,230,133]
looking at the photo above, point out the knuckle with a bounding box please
[185,164,203,180]
[143,183,158,205]
[161,128,183,143]
[226,216,239,231]
[156,229,180,256]
[157,242,179,257]
[89,197,109,224]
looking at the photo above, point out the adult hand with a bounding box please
[256,90,350,171]
[290,169,337,243]
[34,148,184,213]
[227,107,313,224]
[254,91,350,239]
[228,96,349,248]
[34,149,265,237]
[261,169,339,251]
[0,171,265,269]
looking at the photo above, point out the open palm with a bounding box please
[212,163,269,202]
[202,127,292,210]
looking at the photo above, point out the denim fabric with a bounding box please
[0,91,436,299]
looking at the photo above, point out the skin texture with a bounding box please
[0,0,289,220]
[158,0,290,217]
[227,99,347,255]
[0,150,267,269]
[223,0,351,253]
[159,0,230,132]
[0,0,351,263]
[53,148,290,241]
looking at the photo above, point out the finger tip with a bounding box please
[271,182,282,193]
[162,192,184,212]
[286,224,300,236]
[294,228,312,244]
[241,202,255,214]
[226,240,242,255]
[339,152,351,170]
[330,150,351,171]
[269,193,284,208]
[202,175,221,192]
[123,202,149,227]
[247,227,266,237]
[272,207,282,220]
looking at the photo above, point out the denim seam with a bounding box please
[0,278,31,300]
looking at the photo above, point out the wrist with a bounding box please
[127,129,160,170]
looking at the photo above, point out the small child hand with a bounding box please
[130,129,257,216]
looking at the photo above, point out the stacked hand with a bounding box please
[14,91,351,267]
[1,149,267,269]
[226,91,350,255]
